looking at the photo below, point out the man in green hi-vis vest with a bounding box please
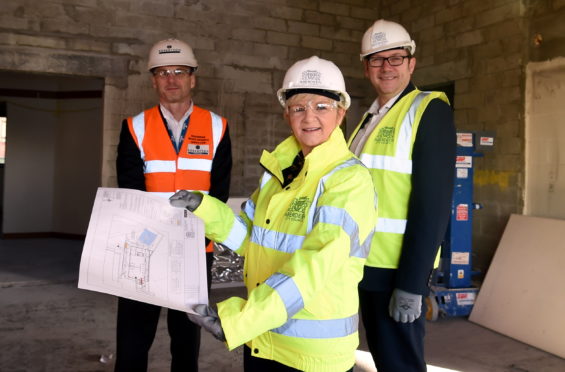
[348,19,456,372]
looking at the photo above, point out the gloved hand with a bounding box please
[169,190,203,212]
[187,304,226,342]
[388,288,422,323]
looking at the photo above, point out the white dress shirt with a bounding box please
[160,102,194,148]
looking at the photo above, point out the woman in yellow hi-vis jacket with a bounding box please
[170,56,377,372]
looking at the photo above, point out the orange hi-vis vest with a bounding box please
[127,104,227,252]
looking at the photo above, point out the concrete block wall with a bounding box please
[378,0,565,274]
[2,0,565,274]
[0,0,380,197]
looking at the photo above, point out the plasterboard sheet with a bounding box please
[469,214,565,358]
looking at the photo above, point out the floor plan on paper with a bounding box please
[78,188,208,311]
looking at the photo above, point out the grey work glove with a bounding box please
[169,190,203,212]
[389,288,422,323]
[187,304,226,342]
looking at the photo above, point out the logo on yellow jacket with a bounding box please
[284,196,311,222]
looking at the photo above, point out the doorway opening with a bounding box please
[0,71,104,238]
[525,60,565,218]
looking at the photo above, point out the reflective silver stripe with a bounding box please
[138,110,222,174]
[220,215,248,251]
[361,229,375,257]
[359,154,412,174]
[242,199,256,221]
[210,112,223,155]
[271,313,358,339]
[250,226,305,254]
[259,172,272,190]
[307,158,363,234]
[375,217,407,234]
[396,92,428,160]
[265,273,304,318]
[177,158,213,172]
[315,205,368,258]
[132,112,146,160]
[145,160,176,173]
[359,92,430,174]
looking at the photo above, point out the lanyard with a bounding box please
[165,116,190,154]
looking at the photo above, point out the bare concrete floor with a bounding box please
[1,238,564,372]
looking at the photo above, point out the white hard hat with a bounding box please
[360,19,416,60]
[276,56,351,109]
[147,38,198,71]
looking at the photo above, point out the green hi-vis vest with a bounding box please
[348,89,449,269]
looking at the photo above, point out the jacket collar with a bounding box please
[388,82,416,111]
[260,128,350,185]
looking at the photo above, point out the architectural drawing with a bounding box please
[78,188,208,312]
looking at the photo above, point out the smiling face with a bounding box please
[364,49,416,106]
[151,65,196,105]
[284,93,346,156]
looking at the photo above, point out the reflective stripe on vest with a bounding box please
[131,109,224,175]
[176,112,223,172]
[271,313,358,339]
[361,92,430,235]
[359,92,428,174]
[265,273,304,318]
[132,112,146,160]
[177,158,212,172]
[375,217,407,234]
[145,160,176,173]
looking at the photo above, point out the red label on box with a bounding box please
[456,204,468,221]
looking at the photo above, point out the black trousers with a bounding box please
[114,252,213,372]
[359,287,427,372]
[243,346,354,372]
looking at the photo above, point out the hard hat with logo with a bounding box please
[360,19,416,60]
[276,56,351,109]
[147,38,198,71]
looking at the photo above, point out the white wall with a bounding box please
[525,58,565,218]
[3,98,56,233]
[1,72,103,235]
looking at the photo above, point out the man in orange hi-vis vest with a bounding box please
[115,38,232,372]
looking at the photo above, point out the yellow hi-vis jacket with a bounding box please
[192,128,376,372]
[348,89,448,269]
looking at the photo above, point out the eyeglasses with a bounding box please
[287,101,338,117]
[153,68,193,79]
[367,55,411,67]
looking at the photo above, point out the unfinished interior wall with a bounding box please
[0,73,103,235]
[524,58,565,218]
[2,98,56,233]
[53,96,103,235]
[1,0,565,273]
[1,0,381,197]
[0,0,380,235]
[378,0,565,276]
